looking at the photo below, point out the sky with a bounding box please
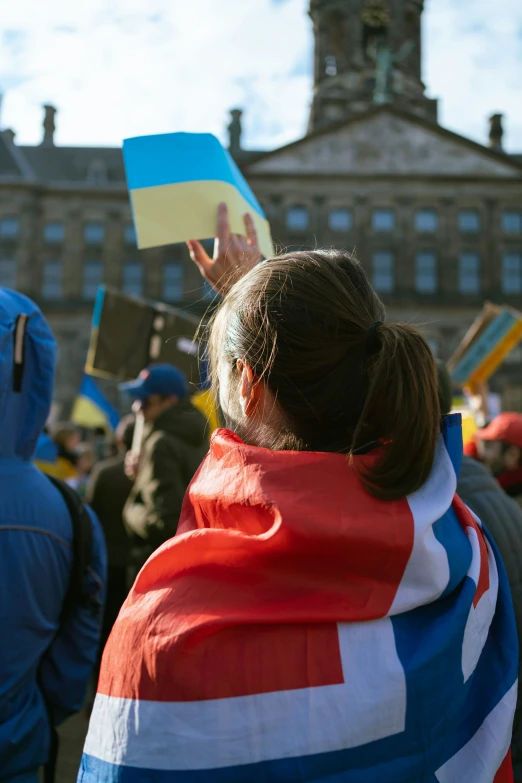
[0,0,521,153]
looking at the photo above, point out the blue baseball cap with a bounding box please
[119,364,189,401]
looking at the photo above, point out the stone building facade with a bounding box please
[0,0,521,413]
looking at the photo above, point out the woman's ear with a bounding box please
[237,360,259,417]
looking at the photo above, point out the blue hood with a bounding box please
[0,288,56,460]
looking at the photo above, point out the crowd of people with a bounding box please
[1,204,522,782]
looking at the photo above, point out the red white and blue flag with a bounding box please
[79,414,518,783]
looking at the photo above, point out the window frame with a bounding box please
[82,259,104,300]
[328,208,353,232]
[286,206,310,232]
[0,257,17,288]
[458,210,481,234]
[0,217,19,240]
[162,262,184,302]
[415,210,438,234]
[415,251,438,294]
[42,259,63,300]
[84,222,105,246]
[372,250,395,294]
[124,222,137,246]
[122,261,144,298]
[458,251,480,295]
[372,209,395,233]
[501,211,522,235]
[44,221,65,244]
[501,252,522,295]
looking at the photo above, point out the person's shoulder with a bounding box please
[458,456,522,531]
[90,455,124,481]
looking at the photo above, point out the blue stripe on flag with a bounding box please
[91,286,106,330]
[433,505,473,599]
[440,413,463,479]
[122,133,265,217]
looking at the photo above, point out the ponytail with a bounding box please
[354,323,440,501]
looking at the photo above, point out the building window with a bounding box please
[502,253,522,294]
[84,222,105,245]
[124,222,136,246]
[415,251,438,293]
[42,260,63,300]
[458,210,480,233]
[459,252,480,294]
[82,260,103,300]
[372,251,394,293]
[415,210,438,233]
[286,206,309,232]
[502,211,522,234]
[328,209,352,232]
[0,217,19,239]
[162,263,184,302]
[372,209,395,232]
[122,261,143,298]
[44,221,65,244]
[0,258,16,288]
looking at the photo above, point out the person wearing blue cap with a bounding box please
[119,364,208,579]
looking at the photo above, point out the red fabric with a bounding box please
[494,750,514,783]
[99,429,415,701]
[453,495,490,607]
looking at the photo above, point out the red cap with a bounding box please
[476,413,522,449]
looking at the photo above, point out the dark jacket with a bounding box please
[497,467,522,513]
[457,455,522,776]
[123,399,208,572]
[86,455,133,570]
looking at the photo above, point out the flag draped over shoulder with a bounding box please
[79,414,518,783]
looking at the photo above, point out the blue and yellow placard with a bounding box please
[123,132,273,258]
[450,306,522,391]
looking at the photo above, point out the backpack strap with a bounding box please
[46,475,94,623]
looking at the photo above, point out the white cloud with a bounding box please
[0,0,521,152]
[424,0,522,151]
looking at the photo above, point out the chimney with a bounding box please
[488,113,504,152]
[3,129,16,144]
[41,104,57,147]
[228,108,243,158]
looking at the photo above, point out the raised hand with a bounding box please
[187,202,262,296]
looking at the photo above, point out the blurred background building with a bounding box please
[0,0,521,413]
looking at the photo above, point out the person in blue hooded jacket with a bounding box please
[0,289,107,783]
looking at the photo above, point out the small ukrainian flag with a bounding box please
[123,132,273,258]
[71,374,120,431]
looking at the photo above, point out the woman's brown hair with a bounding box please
[209,250,440,501]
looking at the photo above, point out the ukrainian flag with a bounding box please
[71,374,120,431]
[123,132,273,258]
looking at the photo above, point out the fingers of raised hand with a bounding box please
[244,213,259,251]
[217,202,231,248]
[187,240,212,273]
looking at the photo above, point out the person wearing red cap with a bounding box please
[476,413,522,508]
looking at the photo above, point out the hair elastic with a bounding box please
[366,321,383,354]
